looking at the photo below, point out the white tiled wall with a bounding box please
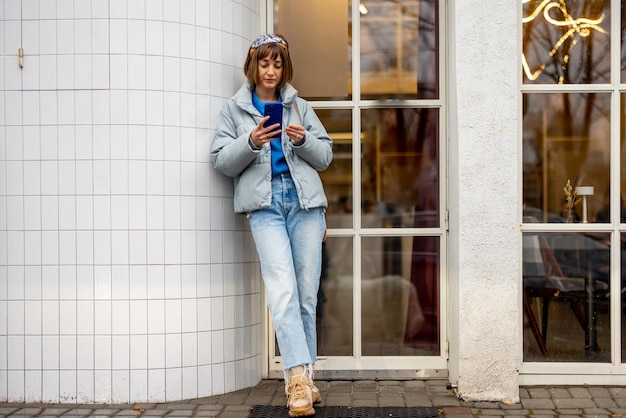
[0,0,263,403]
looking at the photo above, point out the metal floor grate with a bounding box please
[249,405,440,418]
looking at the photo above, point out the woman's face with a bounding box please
[257,54,283,92]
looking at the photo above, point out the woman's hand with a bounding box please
[285,124,306,144]
[250,116,281,148]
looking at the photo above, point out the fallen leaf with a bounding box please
[131,406,144,412]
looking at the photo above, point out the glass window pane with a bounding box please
[361,108,439,228]
[360,0,439,99]
[523,93,610,223]
[523,0,610,84]
[523,232,610,362]
[318,110,354,229]
[622,233,626,363]
[621,0,626,83]
[274,0,351,100]
[361,236,440,356]
[319,237,354,356]
[619,94,626,223]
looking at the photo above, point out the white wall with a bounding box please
[447,1,521,402]
[0,0,263,403]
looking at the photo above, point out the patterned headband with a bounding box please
[249,34,288,55]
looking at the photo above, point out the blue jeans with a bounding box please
[247,174,326,370]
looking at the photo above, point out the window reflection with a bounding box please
[523,93,610,223]
[361,108,439,228]
[361,236,440,356]
[522,0,610,84]
[622,233,626,363]
[317,110,353,229]
[274,0,350,100]
[318,237,354,356]
[523,232,610,362]
[359,0,439,99]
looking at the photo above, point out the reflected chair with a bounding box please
[523,233,608,356]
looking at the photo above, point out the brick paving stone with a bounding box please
[406,398,435,408]
[589,388,612,398]
[594,398,618,408]
[214,394,248,406]
[518,388,530,399]
[379,387,404,396]
[405,392,434,404]
[525,412,556,418]
[378,396,404,407]
[504,409,530,415]
[403,380,428,390]
[219,405,254,418]
[196,404,223,411]
[582,407,611,415]
[327,381,353,393]
[378,380,402,386]
[476,402,503,409]
[353,380,377,389]
[38,408,72,415]
[569,387,593,398]
[480,409,505,416]
[526,388,551,399]
[609,388,626,398]
[11,407,44,415]
[554,398,597,409]
[61,408,102,415]
[556,409,584,416]
[499,402,523,410]
[114,412,144,417]
[142,410,174,416]
[431,395,462,407]
[92,408,124,415]
[244,395,274,405]
[548,388,571,399]
[351,399,379,407]
[159,404,198,411]
[443,406,473,414]
[324,394,352,406]
[520,398,556,410]
[615,398,626,408]
[353,391,377,400]
[164,411,195,417]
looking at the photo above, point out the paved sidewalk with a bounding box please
[1,380,626,417]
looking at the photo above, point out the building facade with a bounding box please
[0,0,623,405]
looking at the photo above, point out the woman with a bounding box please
[211,33,332,417]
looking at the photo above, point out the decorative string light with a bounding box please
[522,0,607,82]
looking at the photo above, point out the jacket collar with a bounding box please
[233,82,298,115]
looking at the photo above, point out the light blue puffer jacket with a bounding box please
[211,82,333,213]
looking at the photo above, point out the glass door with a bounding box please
[267,0,447,378]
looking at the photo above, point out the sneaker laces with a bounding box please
[286,377,310,401]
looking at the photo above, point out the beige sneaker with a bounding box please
[286,374,315,417]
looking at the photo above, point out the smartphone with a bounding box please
[263,103,283,139]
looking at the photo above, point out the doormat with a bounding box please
[249,405,440,418]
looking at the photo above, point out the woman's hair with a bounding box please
[243,34,293,90]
